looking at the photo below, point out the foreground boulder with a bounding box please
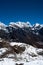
[12,45,25,54]
[16,63,23,65]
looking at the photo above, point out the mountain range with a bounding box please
[0,22,43,48]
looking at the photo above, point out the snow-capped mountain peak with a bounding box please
[0,22,7,30]
[33,23,40,28]
[9,21,32,28]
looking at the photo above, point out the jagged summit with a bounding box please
[0,21,43,29]
[9,21,32,28]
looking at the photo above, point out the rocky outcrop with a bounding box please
[0,40,25,58]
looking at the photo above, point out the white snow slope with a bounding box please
[0,42,43,65]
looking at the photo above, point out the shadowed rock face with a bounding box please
[39,27,43,35]
[0,24,43,48]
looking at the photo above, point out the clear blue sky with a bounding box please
[0,0,43,24]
